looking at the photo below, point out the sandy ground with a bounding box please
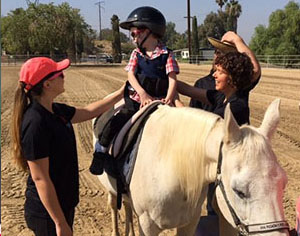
[1,63,300,235]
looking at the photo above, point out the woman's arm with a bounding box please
[27,158,72,236]
[177,80,211,105]
[71,84,124,123]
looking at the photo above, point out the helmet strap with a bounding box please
[137,31,152,56]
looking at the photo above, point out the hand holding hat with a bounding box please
[208,31,241,53]
[207,37,237,53]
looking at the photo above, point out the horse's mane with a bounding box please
[149,105,220,206]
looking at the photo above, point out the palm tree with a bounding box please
[225,0,242,32]
[26,0,39,6]
[215,0,228,10]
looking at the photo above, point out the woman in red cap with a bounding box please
[11,57,124,236]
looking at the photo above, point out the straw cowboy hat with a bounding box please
[207,37,237,53]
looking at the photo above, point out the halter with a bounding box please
[213,142,289,235]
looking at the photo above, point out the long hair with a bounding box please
[11,81,44,171]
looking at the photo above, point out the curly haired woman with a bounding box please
[177,51,254,126]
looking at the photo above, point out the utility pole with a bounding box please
[184,0,192,63]
[186,0,192,63]
[95,1,105,40]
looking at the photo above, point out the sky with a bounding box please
[2,0,299,44]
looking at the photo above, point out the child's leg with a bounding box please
[90,107,137,175]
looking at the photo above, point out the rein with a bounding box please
[213,142,289,235]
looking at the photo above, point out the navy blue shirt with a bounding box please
[21,101,78,218]
[207,90,249,125]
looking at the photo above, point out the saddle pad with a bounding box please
[113,100,164,158]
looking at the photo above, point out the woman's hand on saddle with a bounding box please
[139,91,154,108]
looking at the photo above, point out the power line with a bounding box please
[95,1,105,40]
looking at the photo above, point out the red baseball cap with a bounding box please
[19,57,70,90]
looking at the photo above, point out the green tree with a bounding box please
[174,33,187,50]
[1,2,96,58]
[225,0,242,32]
[192,16,199,55]
[101,28,113,41]
[197,0,241,48]
[100,28,129,43]
[120,32,130,43]
[197,11,227,48]
[248,25,269,55]
[1,8,30,54]
[215,0,228,10]
[249,1,300,56]
[111,15,122,63]
[162,22,180,49]
[121,42,135,55]
[26,3,62,55]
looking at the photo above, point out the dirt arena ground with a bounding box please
[1,63,300,235]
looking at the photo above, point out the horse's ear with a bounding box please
[258,99,280,140]
[224,103,241,144]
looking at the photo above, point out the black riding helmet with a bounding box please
[120,6,166,38]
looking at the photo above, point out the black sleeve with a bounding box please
[243,74,261,93]
[189,79,204,108]
[52,103,76,121]
[22,118,51,161]
[206,90,218,106]
[250,74,261,90]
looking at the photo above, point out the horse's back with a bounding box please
[129,106,210,230]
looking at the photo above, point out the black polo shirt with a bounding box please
[189,70,217,111]
[190,74,261,125]
[207,90,249,126]
[21,101,79,218]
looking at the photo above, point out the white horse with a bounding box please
[95,99,289,236]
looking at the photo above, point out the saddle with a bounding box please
[93,100,164,208]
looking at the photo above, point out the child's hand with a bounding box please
[139,91,154,108]
[161,97,173,105]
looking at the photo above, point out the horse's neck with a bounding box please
[205,120,224,184]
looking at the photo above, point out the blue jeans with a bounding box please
[25,208,75,236]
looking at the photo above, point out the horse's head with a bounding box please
[215,99,289,235]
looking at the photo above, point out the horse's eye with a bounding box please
[234,189,246,199]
